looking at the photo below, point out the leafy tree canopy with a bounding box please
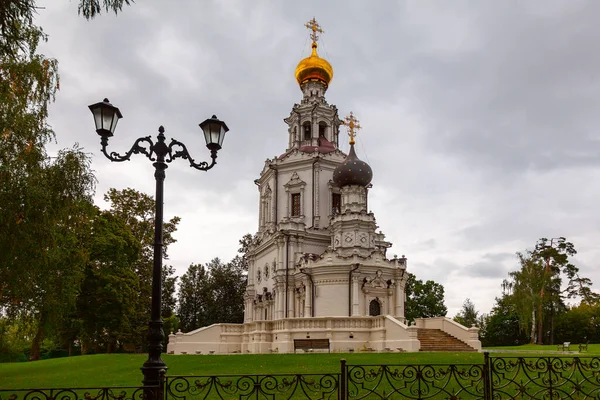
[404,272,447,324]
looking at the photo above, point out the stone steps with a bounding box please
[417,328,476,352]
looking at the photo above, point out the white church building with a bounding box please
[167,20,481,355]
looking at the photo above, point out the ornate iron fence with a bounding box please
[344,361,486,399]
[2,354,600,400]
[0,386,160,400]
[165,373,340,399]
[489,355,600,399]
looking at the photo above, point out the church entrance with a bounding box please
[369,299,381,316]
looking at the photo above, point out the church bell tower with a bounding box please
[244,19,404,324]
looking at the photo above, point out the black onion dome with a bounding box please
[333,144,373,187]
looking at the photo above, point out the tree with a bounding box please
[103,187,180,348]
[236,233,254,272]
[204,258,245,326]
[0,0,134,359]
[77,0,134,19]
[404,272,447,324]
[480,295,528,347]
[0,146,96,360]
[161,265,178,319]
[504,238,597,344]
[77,210,140,353]
[177,263,210,332]
[554,301,600,344]
[454,298,479,328]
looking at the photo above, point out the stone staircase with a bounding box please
[417,328,477,352]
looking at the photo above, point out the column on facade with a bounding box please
[314,163,320,228]
[304,280,312,318]
[287,237,297,317]
[352,276,360,316]
[395,279,403,318]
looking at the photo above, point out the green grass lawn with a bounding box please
[0,345,598,389]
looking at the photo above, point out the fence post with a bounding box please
[159,369,166,400]
[340,358,347,400]
[483,352,490,400]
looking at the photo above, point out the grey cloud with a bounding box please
[35,0,600,314]
[460,253,516,279]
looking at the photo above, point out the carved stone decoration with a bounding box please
[333,234,341,248]
[256,268,262,283]
[264,263,269,279]
[344,233,354,245]
[362,269,389,291]
[358,233,368,245]
[272,260,276,275]
[285,171,306,188]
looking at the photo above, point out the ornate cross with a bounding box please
[305,17,324,43]
[342,112,361,145]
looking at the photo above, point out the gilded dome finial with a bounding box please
[305,17,324,46]
[295,18,333,88]
[342,112,361,145]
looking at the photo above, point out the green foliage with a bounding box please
[554,302,600,344]
[177,263,210,332]
[177,258,246,332]
[453,298,479,328]
[0,146,96,360]
[204,258,245,325]
[78,0,134,20]
[480,296,528,347]
[0,0,135,360]
[77,211,141,353]
[161,265,178,318]
[103,187,180,349]
[404,272,447,324]
[503,238,597,344]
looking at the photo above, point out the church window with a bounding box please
[319,122,327,138]
[303,122,311,140]
[291,193,301,216]
[369,299,381,316]
[332,193,341,215]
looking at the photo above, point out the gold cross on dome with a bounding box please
[342,112,361,145]
[305,17,324,43]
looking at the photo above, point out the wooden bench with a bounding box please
[579,341,589,352]
[557,342,571,351]
[293,339,330,353]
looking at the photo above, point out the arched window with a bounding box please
[369,299,381,316]
[319,122,327,138]
[303,122,311,140]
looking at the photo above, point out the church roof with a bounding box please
[332,143,373,187]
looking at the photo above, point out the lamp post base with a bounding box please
[141,319,167,399]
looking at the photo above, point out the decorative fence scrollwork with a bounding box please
[489,355,600,399]
[166,373,340,399]
[344,363,485,399]
[2,355,600,400]
[0,386,158,400]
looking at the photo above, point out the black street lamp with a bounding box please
[88,98,228,391]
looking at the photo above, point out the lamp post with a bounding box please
[88,98,228,391]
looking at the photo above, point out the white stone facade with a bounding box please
[167,48,481,355]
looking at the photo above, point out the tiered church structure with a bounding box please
[167,19,481,354]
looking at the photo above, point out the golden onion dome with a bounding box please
[295,42,333,88]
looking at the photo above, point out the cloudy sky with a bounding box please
[37,0,600,316]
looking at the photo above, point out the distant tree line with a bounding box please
[453,238,600,347]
